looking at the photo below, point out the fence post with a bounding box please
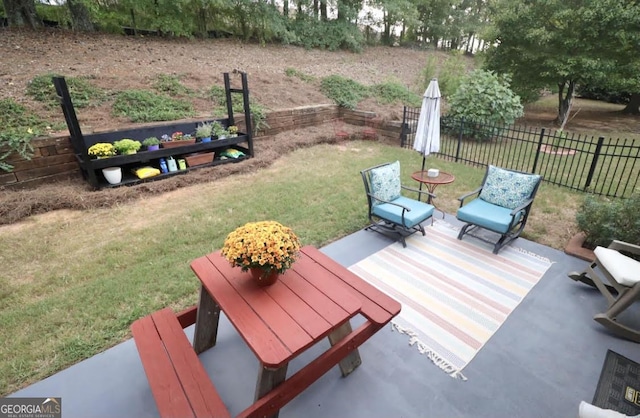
[532,128,545,173]
[400,106,408,147]
[455,118,464,162]
[584,136,605,190]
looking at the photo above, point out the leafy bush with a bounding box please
[420,55,438,92]
[153,74,193,96]
[576,193,640,248]
[371,82,421,107]
[576,84,631,105]
[320,75,370,109]
[284,68,315,82]
[0,99,49,172]
[27,74,105,108]
[288,17,364,52]
[446,70,523,141]
[438,52,467,97]
[112,90,194,122]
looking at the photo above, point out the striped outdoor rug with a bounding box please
[349,220,552,380]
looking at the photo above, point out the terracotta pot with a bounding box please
[161,139,196,149]
[249,268,279,287]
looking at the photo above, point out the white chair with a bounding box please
[569,240,640,343]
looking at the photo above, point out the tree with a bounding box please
[3,0,40,28]
[484,0,640,123]
[67,0,95,31]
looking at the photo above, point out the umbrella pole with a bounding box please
[418,155,427,201]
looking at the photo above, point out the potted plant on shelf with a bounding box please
[161,131,197,148]
[211,121,229,140]
[88,142,116,159]
[195,123,212,143]
[228,125,239,137]
[221,221,301,287]
[113,139,142,155]
[142,137,161,151]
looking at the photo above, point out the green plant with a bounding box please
[153,74,193,96]
[113,139,142,154]
[27,74,106,108]
[371,81,421,107]
[195,123,212,139]
[221,221,301,275]
[0,99,51,171]
[438,52,468,97]
[320,75,370,110]
[446,70,524,141]
[211,121,228,138]
[112,90,194,122]
[142,137,161,146]
[87,143,116,158]
[420,55,438,91]
[576,193,640,249]
[285,68,315,82]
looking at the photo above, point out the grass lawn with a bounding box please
[0,140,585,395]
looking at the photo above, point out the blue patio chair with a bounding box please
[361,161,435,247]
[456,165,542,254]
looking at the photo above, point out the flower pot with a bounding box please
[146,144,160,151]
[161,139,197,149]
[122,149,137,155]
[200,137,212,143]
[102,167,122,185]
[249,268,279,287]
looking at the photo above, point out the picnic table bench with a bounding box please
[131,246,400,418]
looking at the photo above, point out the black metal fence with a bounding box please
[400,106,640,198]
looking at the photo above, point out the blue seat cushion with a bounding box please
[456,198,522,234]
[372,196,435,228]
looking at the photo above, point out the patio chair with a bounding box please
[361,161,435,247]
[456,165,542,254]
[568,240,640,343]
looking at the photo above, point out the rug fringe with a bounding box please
[390,322,467,381]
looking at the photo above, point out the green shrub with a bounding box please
[153,74,193,96]
[288,17,364,52]
[420,55,438,92]
[438,52,467,97]
[320,75,370,109]
[371,82,421,107]
[284,68,315,82]
[576,193,640,248]
[27,74,105,108]
[446,70,523,141]
[112,90,194,122]
[0,99,50,172]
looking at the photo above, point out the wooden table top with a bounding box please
[190,246,362,368]
[411,170,455,185]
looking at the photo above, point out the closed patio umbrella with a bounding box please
[413,78,441,171]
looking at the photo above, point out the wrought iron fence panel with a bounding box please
[400,108,640,198]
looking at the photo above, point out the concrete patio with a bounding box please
[11,214,639,418]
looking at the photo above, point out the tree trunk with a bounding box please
[556,80,576,126]
[68,0,95,32]
[283,0,289,17]
[622,93,640,115]
[3,0,40,28]
[313,0,318,19]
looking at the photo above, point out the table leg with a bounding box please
[328,321,362,377]
[193,285,221,354]
[255,364,288,418]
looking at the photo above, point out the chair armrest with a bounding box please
[458,187,483,206]
[366,192,412,212]
[509,198,535,216]
[401,184,435,201]
[609,240,640,255]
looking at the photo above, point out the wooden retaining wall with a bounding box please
[1,105,402,190]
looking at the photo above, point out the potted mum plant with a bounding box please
[228,125,239,137]
[211,121,228,140]
[88,142,116,159]
[142,137,161,151]
[221,221,301,286]
[113,138,142,155]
